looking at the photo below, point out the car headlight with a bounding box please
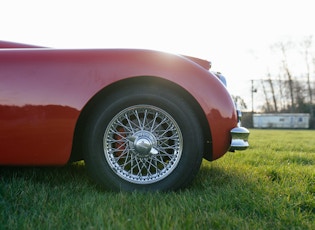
[212,71,227,87]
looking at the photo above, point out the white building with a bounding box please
[253,113,310,129]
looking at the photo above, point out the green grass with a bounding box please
[0,129,314,229]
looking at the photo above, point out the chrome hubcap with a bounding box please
[129,130,158,157]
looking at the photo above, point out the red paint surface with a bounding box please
[0,105,79,164]
[0,43,237,165]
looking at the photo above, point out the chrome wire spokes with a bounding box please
[104,105,183,184]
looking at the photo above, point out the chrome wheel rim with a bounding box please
[103,105,183,184]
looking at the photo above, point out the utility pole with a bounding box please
[251,80,257,113]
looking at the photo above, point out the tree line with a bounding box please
[254,36,315,117]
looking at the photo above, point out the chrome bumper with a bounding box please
[229,126,250,151]
[229,110,250,152]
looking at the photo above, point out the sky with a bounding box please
[1,0,315,110]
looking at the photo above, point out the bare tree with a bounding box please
[255,37,315,116]
[301,36,314,116]
[277,74,286,111]
[261,79,272,112]
[279,42,295,112]
[232,95,247,111]
[267,73,278,112]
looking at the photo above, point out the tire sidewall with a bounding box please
[84,85,203,191]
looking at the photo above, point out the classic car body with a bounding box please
[0,41,249,191]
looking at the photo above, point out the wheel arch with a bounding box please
[69,76,213,162]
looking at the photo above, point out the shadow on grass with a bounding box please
[0,161,247,201]
[0,161,249,192]
[0,162,93,189]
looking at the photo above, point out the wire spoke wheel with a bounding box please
[104,105,183,184]
[84,82,204,191]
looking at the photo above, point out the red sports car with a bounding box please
[0,41,249,191]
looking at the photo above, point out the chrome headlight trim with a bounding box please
[212,71,227,87]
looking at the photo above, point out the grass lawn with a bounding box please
[0,129,314,229]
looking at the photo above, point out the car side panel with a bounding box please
[0,48,237,165]
[0,105,79,164]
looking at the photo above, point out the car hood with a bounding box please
[182,55,211,70]
[0,40,45,48]
[0,40,212,71]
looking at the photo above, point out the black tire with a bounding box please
[83,83,204,191]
